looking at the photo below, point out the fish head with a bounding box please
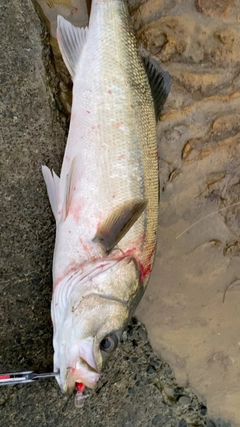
[53,256,141,393]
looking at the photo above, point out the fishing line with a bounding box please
[176,201,240,240]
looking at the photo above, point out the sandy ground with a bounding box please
[0,0,239,426]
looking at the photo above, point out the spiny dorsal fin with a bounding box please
[42,166,60,221]
[57,15,88,79]
[93,199,148,253]
[141,50,171,121]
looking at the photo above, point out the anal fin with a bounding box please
[42,166,59,221]
[57,16,88,80]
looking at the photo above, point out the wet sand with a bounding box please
[0,0,239,425]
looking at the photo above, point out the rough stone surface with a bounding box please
[0,0,239,426]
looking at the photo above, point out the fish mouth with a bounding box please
[60,359,100,393]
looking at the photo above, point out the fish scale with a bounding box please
[42,0,170,395]
[58,0,158,283]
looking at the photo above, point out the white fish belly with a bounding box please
[53,0,158,286]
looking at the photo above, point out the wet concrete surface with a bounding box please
[0,0,239,426]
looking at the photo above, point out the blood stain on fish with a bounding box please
[68,201,82,223]
[54,260,80,289]
[79,237,90,253]
[112,121,123,129]
[140,263,152,282]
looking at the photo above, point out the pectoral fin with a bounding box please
[93,199,148,253]
[141,50,171,120]
[57,16,88,79]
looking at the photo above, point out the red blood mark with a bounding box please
[96,263,109,270]
[138,248,155,281]
[79,237,90,253]
[72,7,78,13]
[113,121,123,129]
[121,248,137,257]
[91,125,95,130]
[53,244,153,290]
[68,230,72,234]
[54,260,80,288]
[112,241,154,282]
[65,155,70,161]
[108,90,112,94]
[58,210,62,215]
[0,375,10,380]
[140,263,152,281]
[119,154,125,160]
[76,382,85,392]
[86,110,90,114]
[73,187,76,191]
[68,201,82,223]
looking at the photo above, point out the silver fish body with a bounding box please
[42,0,170,393]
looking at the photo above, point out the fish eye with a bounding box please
[100,333,118,353]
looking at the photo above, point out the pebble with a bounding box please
[146,365,156,374]
[178,395,191,405]
[152,414,162,425]
[174,386,183,396]
[150,360,160,368]
[137,326,147,341]
[163,386,176,400]
[200,404,207,415]
[178,419,188,427]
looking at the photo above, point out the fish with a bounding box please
[42,0,171,394]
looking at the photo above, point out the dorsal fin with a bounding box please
[141,51,171,121]
[93,199,148,253]
[56,15,88,79]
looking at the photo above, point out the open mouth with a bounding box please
[65,359,100,391]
